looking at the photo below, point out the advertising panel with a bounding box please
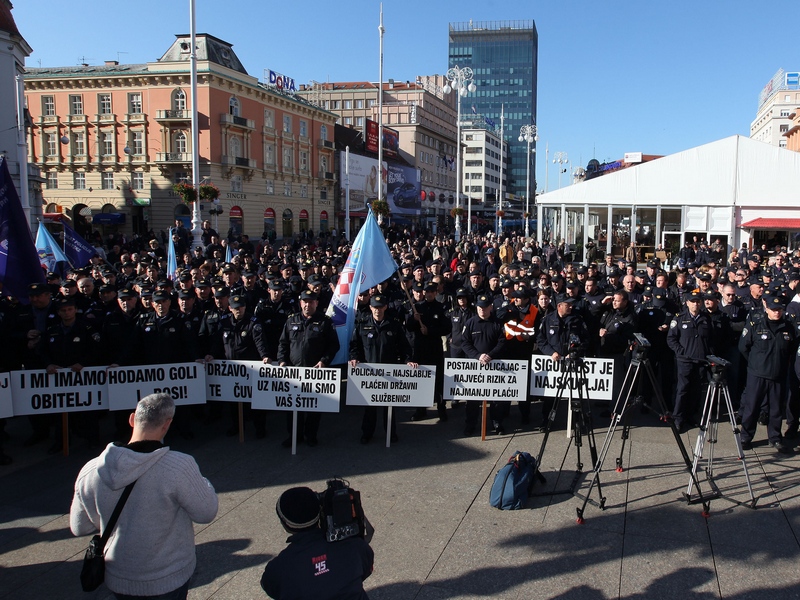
[387,163,420,216]
[339,154,387,213]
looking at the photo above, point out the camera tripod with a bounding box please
[685,357,756,508]
[533,353,603,505]
[575,336,710,523]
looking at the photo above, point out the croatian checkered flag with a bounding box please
[326,208,397,364]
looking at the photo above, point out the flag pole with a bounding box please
[15,75,32,231]
[377,5,385,206]
[189,0,202,249]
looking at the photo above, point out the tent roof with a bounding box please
[537,135,800,208]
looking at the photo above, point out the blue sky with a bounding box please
[13,1,798,191]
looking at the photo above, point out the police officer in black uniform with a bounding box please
[255,279,296,363]
[349,293,416,444]
[667,289,713,432]
[447,288,473,359]
[277,289,340,448]
[461,293,509,435]
[213,294,270,439]
[741,291,795,453]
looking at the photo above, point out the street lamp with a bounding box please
[443,65,476,242]
[553,151,569,189]
[518,124,538,239]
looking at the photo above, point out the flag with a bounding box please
[62,221,96,268]
[35,222,69,274]
[0,157,45,299]
[471,104,476,114]
[326,209,397,365]
[166,227,178,280]
[225,243,233,263]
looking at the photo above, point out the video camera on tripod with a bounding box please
[704,355,730,382]
[567,333,583,358]
[317,478,373,543]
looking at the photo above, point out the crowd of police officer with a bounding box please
[1,231,800,463]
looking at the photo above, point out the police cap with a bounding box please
[229,294,247,308]
[370,294,388,308]
[299,290,318,301]
[27,282,50,296]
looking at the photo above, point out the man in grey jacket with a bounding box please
[70,393,218,599]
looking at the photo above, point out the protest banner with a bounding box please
[10,367,109,416]
[529,356,614,401]
[346,363,436,407]
[251,365,341,412]
[205,359,262,402]
[0,372,12,419]
[106,362,207,410]
[443,359,528,402]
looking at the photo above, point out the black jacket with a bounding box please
[461,315,507,360]
[349,316,412,364]
[278,311,339,367]
[667,309,712,363]
[741,317,795,381]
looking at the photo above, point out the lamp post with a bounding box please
[553,151,569,189]
[518,124,538,239]
[444,65,476,242]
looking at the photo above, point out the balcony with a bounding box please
[319,170,334,181]
[317,139,334,149]
[95,113,117,123]
[122,113,147,124]
[155,109,190,121]
[221,155,256,169]
[66,114,87,125]
[40,115,59,125]
[156,152,192,163]
[220,113,255,130]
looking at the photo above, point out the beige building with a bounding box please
[750,69,800,149]
[23,33,337,242]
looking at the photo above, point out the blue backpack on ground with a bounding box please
[489,451,538,510]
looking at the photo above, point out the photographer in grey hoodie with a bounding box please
[70,393,218,599]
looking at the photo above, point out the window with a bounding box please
[98,94,112,115]
[46,172,58,189]
[69,95,83,115]
[319,187,327,200]
[46,133,57,157]
[283,147,292,170]
[132,131,144,155]
[264,109,274,128]
[780,109,791,117]
[344,100,352,109]
[73,172,86,190]
[300,184,308,198]
[330,100,340,110]
[356,117,364,127]
[231,175,242,192]
[368,99,376,107]
[344,117,352,125]
[266,180,274,194]
[299,120,307,137]
[320,125,328,141]
[266,144,275,165]
[228,136,241,158]
[42,96,55,116]
[174,172,188,184]
[128,93,142,114]
[356,99,364,109]
[786,95,792,102]
[780,124,789,133]
[780,139,788,148]
[73,132,85,156]
[229,96,240,116]
[101,172,114,189]
[174,131,187,154]
[300,151,308,171]
[320,155,328,173]
[284,182,292,196]
[102,132,114,156]
[173,89,186,111]
[283,115,292,133]
[131,172,144,190]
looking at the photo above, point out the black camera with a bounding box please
[318,478,371,543]
[631,333,651,348]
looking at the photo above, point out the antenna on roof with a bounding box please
[77,56,94,66]
[117,51,129,63]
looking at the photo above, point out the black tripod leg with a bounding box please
[613,361,641,472]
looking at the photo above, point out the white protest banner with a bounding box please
[107,362,207,410]
[205,360,262,403]
[251,365,340,412]
[0,373,13,419]
[443,358,528,402]
[10,367,109,416]
[346,363,436,407]
[529,356,614,401]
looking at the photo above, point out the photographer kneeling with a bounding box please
[261,487,374,599]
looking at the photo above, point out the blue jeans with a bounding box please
[113,580,190,600]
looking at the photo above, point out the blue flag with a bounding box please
[166,227,178,280]
[326,209,397,365]
[225,243,233,263]
[35,223,69,274]
[62,221,96,268]
[0,157,45,299]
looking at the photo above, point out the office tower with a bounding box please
[448,20,538,201]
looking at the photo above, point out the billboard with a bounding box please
[339,153,387,213]
[387,163,420,216]
[365,120,399,159]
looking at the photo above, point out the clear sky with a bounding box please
[12,0,799,191]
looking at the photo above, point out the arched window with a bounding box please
[229,96,240,117]
[174,203,191,228]
[173,89,186,112]
[320,125,328,141]
[174,131,187,155]
[228,136,241,158]
[320,155,328,173]
[282,208,293,239]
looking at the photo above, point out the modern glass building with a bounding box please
[448,20,538,202]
